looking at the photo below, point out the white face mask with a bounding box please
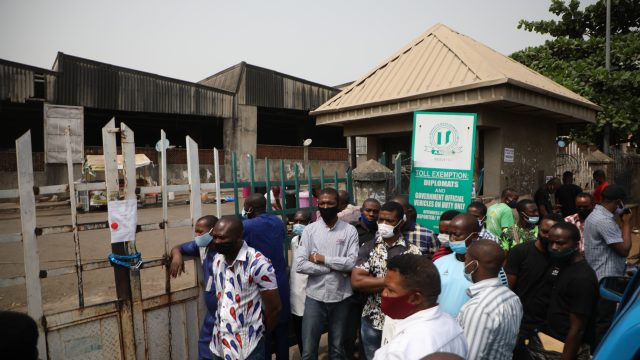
[438,233,450,245]
[378,223,398,239]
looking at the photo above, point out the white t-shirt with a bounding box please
[289,235,308,316]
[373,306,468,360]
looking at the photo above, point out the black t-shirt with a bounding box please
[545,259,598,342]
[534,187,553,215]
[504,240,552,333]
[351,221,377,247]
[555,184,583,217]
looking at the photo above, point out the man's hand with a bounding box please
[309,253,325,265]
[169,247,185,278]
[621,209,632,224]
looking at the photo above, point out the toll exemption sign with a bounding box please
[409,112,476,232]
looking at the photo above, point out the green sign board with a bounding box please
[409,112,477,232]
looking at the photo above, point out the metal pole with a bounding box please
[265,158,271,213]
[232,152,240,216]
[603,0,611,154]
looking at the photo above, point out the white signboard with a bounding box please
[503,148,514,163]
[108,199,138,243]
[412,113,475,171]
[44,103,84,163]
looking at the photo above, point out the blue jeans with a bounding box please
[360,318,382,360]
[212,336,264,360]
[301,296,350,360]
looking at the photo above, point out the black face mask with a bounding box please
[538,236,549,249]
[319,206,339,223]
[215,241,237,256]
[577,208,592,220]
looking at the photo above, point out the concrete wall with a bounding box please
[478,107,557,198]
[223,104,257,181]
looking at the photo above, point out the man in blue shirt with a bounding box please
[434,213,480,317]
[242,194,290,360]
[169,215,219,360]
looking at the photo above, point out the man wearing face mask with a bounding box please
[391,196,438,257]
[373,254,468,360]
[295,187,359,360]
[564,193,595,254]
[466,202,498,242]
[457,240,522,360]
[583,184,632,348]
[289,210,311,355]
[241,194,290,359]
[524,222,597,360]
[503,214,563,358]
[486,188,519,237]
[210,216,282,360]
[351,198,381,247]
[431,210,461,262]
[500,199,539,252]
[169,215,219,360]
[351,201,421,359]
[434,214,480,317]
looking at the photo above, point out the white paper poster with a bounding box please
[504,148,514,163]
[107,199,138,243]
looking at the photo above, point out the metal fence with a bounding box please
[0,120,353,359]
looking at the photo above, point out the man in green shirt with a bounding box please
[500,199,539,251]
[486,188,519,237]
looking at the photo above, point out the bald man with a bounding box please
[457,240,522,360]
[241,193,289,359]
[209,216,281,360]
[434,214,479,317]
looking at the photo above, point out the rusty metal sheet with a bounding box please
[185,298,200,360]
[169,302,188,360]
[145,307,171,359]
[47,315,121,360]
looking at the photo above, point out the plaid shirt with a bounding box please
[565,213,585,252]
[403,223,439,256]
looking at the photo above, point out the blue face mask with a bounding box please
[194,229,213,247]
[360,213,378,230]
[449,240,467,255]
[523,214,539,225]
[292,223,306,236]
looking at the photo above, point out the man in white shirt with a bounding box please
[373,254,467,360]
[457,240,523,360]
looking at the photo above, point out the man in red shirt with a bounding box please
[592,170,608,204]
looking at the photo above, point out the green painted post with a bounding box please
[248,154,255,194]
[395,153,402,195]
[307,164,313,212]
[346,168,353,203]
[334,170,339,190]
[280,160,286,218]
[232,152,239,216]
[265,158,271,214]
[378,152,387,166]
[294,163,300,210]
[320,167,325,189]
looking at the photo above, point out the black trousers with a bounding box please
[593,295,618,349]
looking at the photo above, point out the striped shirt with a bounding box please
[584,204,626,280]
[457,278,523,360]
[403,223,438,256]
[294,217,359,303]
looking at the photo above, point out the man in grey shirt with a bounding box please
[584,184,632,347]
[295,187,359,360]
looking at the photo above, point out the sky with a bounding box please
[0,0,597,87]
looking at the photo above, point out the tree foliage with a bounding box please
[512,0,640,146]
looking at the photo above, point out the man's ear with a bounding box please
[408,291,423,306]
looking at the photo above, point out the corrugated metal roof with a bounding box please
[0,59,56,103]
[54,53,234,118]
[312,24,600,116]
[199,62,340,111]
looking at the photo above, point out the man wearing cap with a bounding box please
[583,184,633,347]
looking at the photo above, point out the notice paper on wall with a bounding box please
[503,148,514,163]
[107,199,138,243]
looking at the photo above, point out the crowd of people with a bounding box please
[165,170,634,360]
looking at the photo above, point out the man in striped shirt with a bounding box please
[457,240,523,360]
[392,196,439,256]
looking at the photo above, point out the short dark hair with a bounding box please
[516,199,536,213]
[576,192,593,201]
[467,201,487,216]
[550,222,581,244]
[318,187,339,202]
[387,254,440,298]
[380,201,404,221]
[197,215,219,228]
[593,169,606,179]
[439,210,461,222]
[362,198,381,208]
[542,213,565,223]
[601,185,627,202]
[562,171,573,178]
[501,188,517,198]
[0,311,39,360]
